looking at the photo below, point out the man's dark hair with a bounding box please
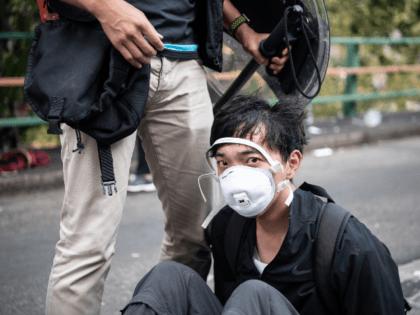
[210,94,308,162]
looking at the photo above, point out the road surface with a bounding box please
[1,136,419,314]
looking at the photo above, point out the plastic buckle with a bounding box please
[47,116,63,134]
[404,297,412,314]
[101,177,118,196]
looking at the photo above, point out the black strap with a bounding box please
[299,182,335,203]
[404,298,412,314]
[298,182,350,314]
[72,124,85,154]
[97,142,117,196]
[224,211,251,276]
[315,202,351,315]
[47,96,65,134]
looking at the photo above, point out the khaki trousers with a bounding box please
[46,57,214,314]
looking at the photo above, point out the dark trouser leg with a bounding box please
[121,261,223,315]
[222,280,299,315]
[136,137,150,175]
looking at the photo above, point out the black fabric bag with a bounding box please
[24,17,150,195]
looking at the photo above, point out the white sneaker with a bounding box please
[127,174,156,192]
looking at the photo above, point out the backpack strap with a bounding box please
[97,142,117,196]
[46,96,65,135]
[315,201,351,315]
[299,181,335,203]
[298,182,351,314]
[224,211,251,276]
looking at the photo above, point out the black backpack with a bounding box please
[24,3,150,195]
[223,182,412,314]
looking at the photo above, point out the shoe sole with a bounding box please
[127,184,156,193]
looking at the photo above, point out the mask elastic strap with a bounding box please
[212,138,283,173]
[205,151,216,173]
[199,172,224,229]
[277,179,294,206]
[201,199,226,229]
[198,173,218,202]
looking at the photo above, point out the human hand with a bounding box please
[236,24,290,75]
[90,0,164,68]
[269,48,291,75]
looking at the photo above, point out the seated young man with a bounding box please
[121,95,406,315]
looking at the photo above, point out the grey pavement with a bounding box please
[1,112,420,314]
[305,110,420,151]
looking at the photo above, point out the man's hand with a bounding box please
[223,0,290,75]
[60,0,164,68]
[235,26,290,75]
[91,0,164,68]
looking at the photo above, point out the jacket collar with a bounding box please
[240,188,322,272]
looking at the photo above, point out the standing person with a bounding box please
[128,137,156,193]
[45,0,290,314]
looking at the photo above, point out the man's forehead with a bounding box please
[216,142,260,150]
[215,144,260,155]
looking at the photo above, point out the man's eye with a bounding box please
[247,157,259,163]
[217,160,228,166]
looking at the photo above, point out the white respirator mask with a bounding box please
[199,137,294,228]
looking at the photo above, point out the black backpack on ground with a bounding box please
[223,182,412,314]
[24,3,150,195]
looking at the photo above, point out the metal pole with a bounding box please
[213,5,304,115]
[213,59,260,114]
[343,43,359,117]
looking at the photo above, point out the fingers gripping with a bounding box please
[267,47,291,76]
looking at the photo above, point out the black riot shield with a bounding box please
[212,0,330,112]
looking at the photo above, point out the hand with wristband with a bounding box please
[223,0,290,75]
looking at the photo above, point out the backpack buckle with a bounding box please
[101,177,118,196]
[404,297,412,314]
[47,116,63,134]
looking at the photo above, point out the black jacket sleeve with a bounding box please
[211,209,240,305]
[332,217,405,315]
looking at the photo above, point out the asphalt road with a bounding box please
[1,136,419,315]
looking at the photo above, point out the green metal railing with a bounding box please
[0,32,35,40]
[0,116,47,128]
[1,33,420,128]
[327,37,420,117]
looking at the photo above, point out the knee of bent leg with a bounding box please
[235,280,270,296]
[154,261,192,277]
[143,261,199,292]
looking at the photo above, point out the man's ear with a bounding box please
[286,150,302,179]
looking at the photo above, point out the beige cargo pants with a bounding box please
[45,56,214,314]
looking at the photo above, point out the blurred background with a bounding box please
[2,0,420,151]
[1,0,420,314]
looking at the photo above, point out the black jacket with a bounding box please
[48,0,224,72]
[195,0,224,72]
[210,188,405,315]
